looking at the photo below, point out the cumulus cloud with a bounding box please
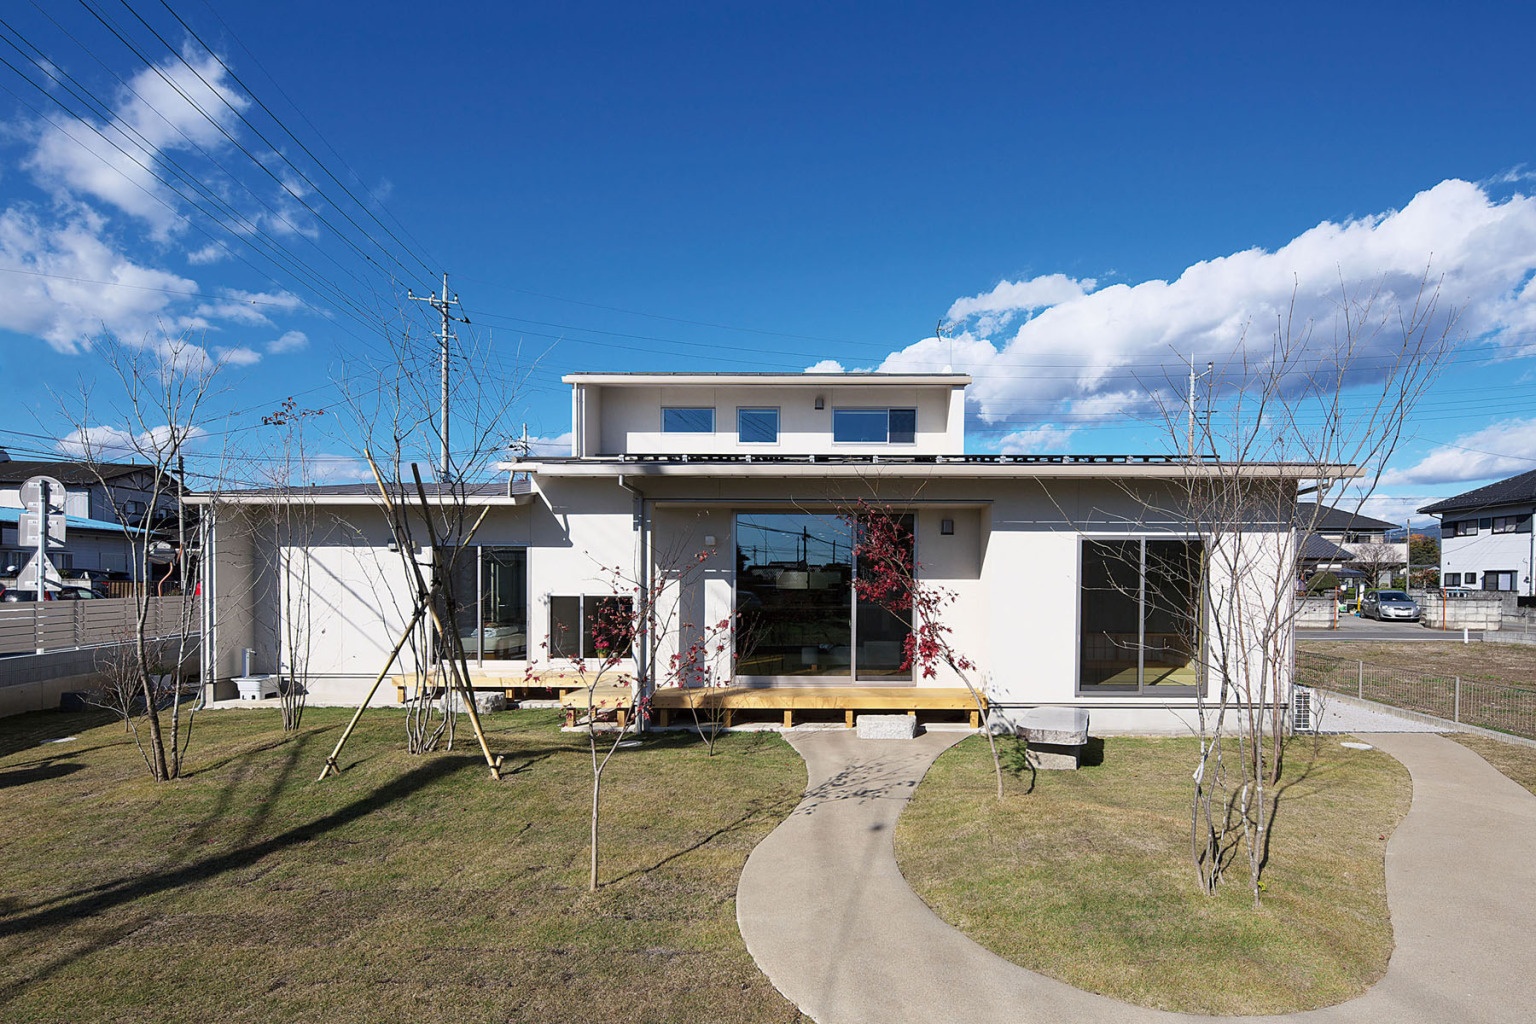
[26,51,249,237]
[1381,417,1536,486]
[997,424,1078,454]
[0,205,196,353]
[885,180,1536,430]
[804,359,846,373]
[216,346,262,366]
[520,432,573,457]
[945,273,1097,337]
[56,424,207,460]
[268,329,308,354]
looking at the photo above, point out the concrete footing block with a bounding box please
[857,714,918,739]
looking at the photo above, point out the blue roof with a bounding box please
[0,507,144,535]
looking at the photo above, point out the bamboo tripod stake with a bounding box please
[318,455,504,781]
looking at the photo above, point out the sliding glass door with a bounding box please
[734,512,913,682]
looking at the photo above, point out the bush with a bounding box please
[1307,572,1339,593]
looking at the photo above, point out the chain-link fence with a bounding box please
[1297,649,1536,740]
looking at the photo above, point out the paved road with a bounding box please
[738,729,1536,1024]
[1300,612,1483,642]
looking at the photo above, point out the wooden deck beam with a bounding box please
[649,686,983,729]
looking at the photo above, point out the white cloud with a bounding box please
[25,51,249,237]
[892,180,1536,430]
[216,346,262,366]
[0,205,196,353]
[268,329,308,354]
[805,359,846,373]
[997,424,1078,454]
[520,432,573,457]
[946,274,1098,321]
[1381,417,1536,486]
[192,288,305,327]
[56,424,207,461]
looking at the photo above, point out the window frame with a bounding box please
[662,406,715,434]
[831,407,918,445]
[443,545,529,664]
[736,406,780,445]
[1492,515,1518,534]
[548,594,636,661]
[1076,535,1204,697]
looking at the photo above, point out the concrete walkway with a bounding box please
[737,730,1536,1024]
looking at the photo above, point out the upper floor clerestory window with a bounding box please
[833,408,916,444]
[663,407,715,433]
[738,407,779,444]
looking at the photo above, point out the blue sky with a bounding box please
[1,1,1534,525]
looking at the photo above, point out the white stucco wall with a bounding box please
[581,382,964,457]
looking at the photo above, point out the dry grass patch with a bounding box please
[1449,734,1536,795]
[1296,639,1536,682]
[0,708,809,1024]
[895,734,1410,1015]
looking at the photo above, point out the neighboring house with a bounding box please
[0,453,183,581]
[194,371,1333,733]
[1418,469,1536,596]
[1294,501,1403,585]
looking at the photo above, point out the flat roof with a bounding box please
[513,453,1359,482]
[562,372,972,387]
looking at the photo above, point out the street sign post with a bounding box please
[20,475,67,603]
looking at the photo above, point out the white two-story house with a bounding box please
[1419,469,1536,596]
[197,371,1333,733]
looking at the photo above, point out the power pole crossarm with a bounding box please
[408,273,471,480]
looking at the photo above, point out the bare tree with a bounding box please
[318,298,527,777]
[1136,275,1456,903]
[260,397,326,731]
[63,337,222,781]
[1348,542,1401,589]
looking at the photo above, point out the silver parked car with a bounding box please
[1362,589,1420,621]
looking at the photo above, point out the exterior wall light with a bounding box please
[941,518,955,536]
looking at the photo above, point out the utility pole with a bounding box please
[408,273,471,479]
[1186,356,1214,460]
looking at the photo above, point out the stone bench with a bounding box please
[856,713,918,740]
[1017,707,1090,769]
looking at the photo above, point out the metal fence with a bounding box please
[0,596,194,655]
[1296,649,1536,740]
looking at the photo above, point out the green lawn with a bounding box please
[0,708,808,1024]
[895,734,1411,1015]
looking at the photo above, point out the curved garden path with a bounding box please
[736,729,1536,1024]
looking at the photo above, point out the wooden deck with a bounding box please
[649,686,984,729]
[394,671,633,704]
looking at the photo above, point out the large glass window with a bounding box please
[445,546,528,662]
[737,407,779,444]
[734,512,913,680]
[663,407,714,433]
[832,408,917,444]
[1079,538,1201,694]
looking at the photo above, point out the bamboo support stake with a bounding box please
[317,604,427,780]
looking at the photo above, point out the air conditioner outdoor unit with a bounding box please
[1291,687,1315,734]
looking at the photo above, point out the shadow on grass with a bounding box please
[0,708,119,761]
[0,761,84,788]
[0,754,470,946]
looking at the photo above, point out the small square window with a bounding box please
[1465,572,1477,585]
[663,407,714,433]
[738,408,779,444]
[888,408,916,444]
[1444,573,1461,587]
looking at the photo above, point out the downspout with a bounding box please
[617,474,649,731]
[199,502,215,706]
